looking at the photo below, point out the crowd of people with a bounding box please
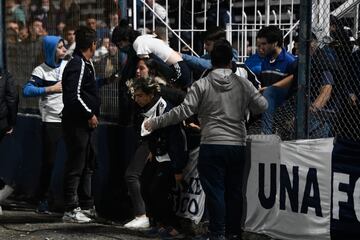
[1,1,359,240]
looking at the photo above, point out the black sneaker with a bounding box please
[36,200,50,214]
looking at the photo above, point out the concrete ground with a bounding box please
[0,200,272,240]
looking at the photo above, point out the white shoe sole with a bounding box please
[62,216,92,223]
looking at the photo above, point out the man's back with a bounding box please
[153,68,267,146]
[192,69,267,145]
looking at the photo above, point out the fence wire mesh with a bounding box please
[308,1,360,141]
[4,0,360,141]
[5,0,120,122]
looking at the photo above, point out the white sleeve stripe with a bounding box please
[261,70,289,76]
[77,60,92,113]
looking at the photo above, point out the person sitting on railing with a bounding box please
[111,22,191,90]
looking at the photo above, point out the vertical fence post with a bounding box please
[133,0,137,30]
[265,0,270,25]
[296,0,312,139]
[0,0,4,70]
[118,0,127,19]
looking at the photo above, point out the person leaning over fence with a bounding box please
[61,26,100,223]
[144,39,268,240]
[23,35,67,214]
[257,25,297,135]
[111,23,191,90]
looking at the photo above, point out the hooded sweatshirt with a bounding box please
[23,35,67,122]
[150,68,268,146]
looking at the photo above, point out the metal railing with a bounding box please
[6,0,359,141]
[132,0,299,61]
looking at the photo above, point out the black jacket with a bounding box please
[0,70,18,132]
[142,97,188,174]
[62,50,100,124]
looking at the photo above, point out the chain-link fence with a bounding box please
[306,1,360,141]
[5,0,120,122]
[4,0,360,140]
[246,1,360,142]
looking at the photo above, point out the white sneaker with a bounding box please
[81,207,98,219]
[0,185,14,202]
[124,215,150,229]
[62,207,92,223]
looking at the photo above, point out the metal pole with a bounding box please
[178,0,181,51]
[217,0,220,26]
[133,0,137,30]
[279,0,282,27]
[296,0,312,139]
[265,0,270,25]
[355,4,359,39]
[0,0,4,70]
[118,0,127,19]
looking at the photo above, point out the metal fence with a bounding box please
[4,0,359,140]
[305,0,360,141]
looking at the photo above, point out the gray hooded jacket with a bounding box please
[150,68,268,146]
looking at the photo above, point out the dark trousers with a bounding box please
[170,60,192,89]
[62,122,96,211]
[125,141,149,216]
[36,122,62,201]
[198,144,246,237]
[141,159,176,226]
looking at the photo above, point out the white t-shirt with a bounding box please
[31,60,68,122]
[133,34,174,63]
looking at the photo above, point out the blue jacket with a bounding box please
[23,35,64,97]
[22,36,66,122]
[245,52,264,76]
[182,48,239,72]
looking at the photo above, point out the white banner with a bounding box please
[244,135,334,240]
[172,147,205,224]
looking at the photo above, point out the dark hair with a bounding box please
[140,58,160,77]
[203,26,226,41]
[86,14,97,20]
[64,24,76,33]
[211,39,233,67]
[257,25,283,47]
[111,23,141,45]
[75,26,97,51]
[132,77,160,95]
[29,17,43,26]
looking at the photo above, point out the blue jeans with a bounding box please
[261,86,289,134]
[197,144,246,238]
[308,111,332,138]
